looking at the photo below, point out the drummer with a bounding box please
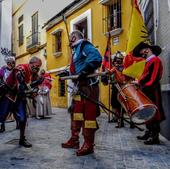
[133,42,165,145]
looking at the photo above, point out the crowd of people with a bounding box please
[60,30,165,156]
[0,30,165,157]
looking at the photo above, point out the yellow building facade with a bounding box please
[46,0,133,108]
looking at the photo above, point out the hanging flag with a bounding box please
[123,52,146,79]
[102,35,112,71]
[126,0,149,53]
[123,0,149,79]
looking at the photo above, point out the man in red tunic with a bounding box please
[133,42,165,145]
[6,56,43,147]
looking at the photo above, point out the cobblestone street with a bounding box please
[0,108,170,169]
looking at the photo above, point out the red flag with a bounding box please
[102,35,112,71]
[123,52,144,69]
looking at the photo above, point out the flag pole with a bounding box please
[107,33,112,122]
[62,14,71,65]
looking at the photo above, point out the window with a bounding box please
[102,0,122,35]
[18,15,23,24]
[53,30,62,53]
[58,80,65,97]
[18,24,24,46]
[70,9,92,42]
[32,12,38,34]
[32,12,39,45]
[74,18,88,39]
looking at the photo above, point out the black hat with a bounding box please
[132,42,162,57]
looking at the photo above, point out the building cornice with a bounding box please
[44,0,90,31]
[16,43,46,59]
[12,0,27,16]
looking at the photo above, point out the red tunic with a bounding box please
[5,64,32,102]
[138,55,165,121]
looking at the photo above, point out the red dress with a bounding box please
[40,73,52,90]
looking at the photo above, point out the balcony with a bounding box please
[26,32,40,53]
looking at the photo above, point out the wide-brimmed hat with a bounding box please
[132,42,162,57]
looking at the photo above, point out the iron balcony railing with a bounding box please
[26,32,40,49]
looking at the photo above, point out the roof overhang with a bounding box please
[44,0,90,31]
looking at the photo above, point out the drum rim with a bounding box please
[131,104,157,125]
[119,83,138,91]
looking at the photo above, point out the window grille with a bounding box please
[58,79,65,97]
[102,0,122,33]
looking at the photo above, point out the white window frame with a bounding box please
[70,9,92,42]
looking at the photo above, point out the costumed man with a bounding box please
[133,42,165,145]
[36,69,52,119]
[0,56,19,132]
[5,56,43,147]
[110,52,125,128]
[61,30,102,156]
[101,51,124,128]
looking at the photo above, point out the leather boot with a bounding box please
[61,126,80,149]
[76,130,95,156]
[19,136,32,148]
[61,136,79,149]
[76,142,94,156]
[19,121,32,148]
[144,133,160,145]
[137,130,150,140]
[0,123,5,133]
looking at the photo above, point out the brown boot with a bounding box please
[76,129,95,156]
[61,137,79,149]
[76,142,94,156]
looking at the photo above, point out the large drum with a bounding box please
[117,83,157,125]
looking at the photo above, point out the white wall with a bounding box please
[12,0,74,56]
[0,0,12,66]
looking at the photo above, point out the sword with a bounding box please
[59,72,108,80]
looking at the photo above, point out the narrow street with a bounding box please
[0,108,170,169]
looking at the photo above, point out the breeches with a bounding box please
[0,97,13,123]
[15,99,27,122]
[72,84,100,130]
